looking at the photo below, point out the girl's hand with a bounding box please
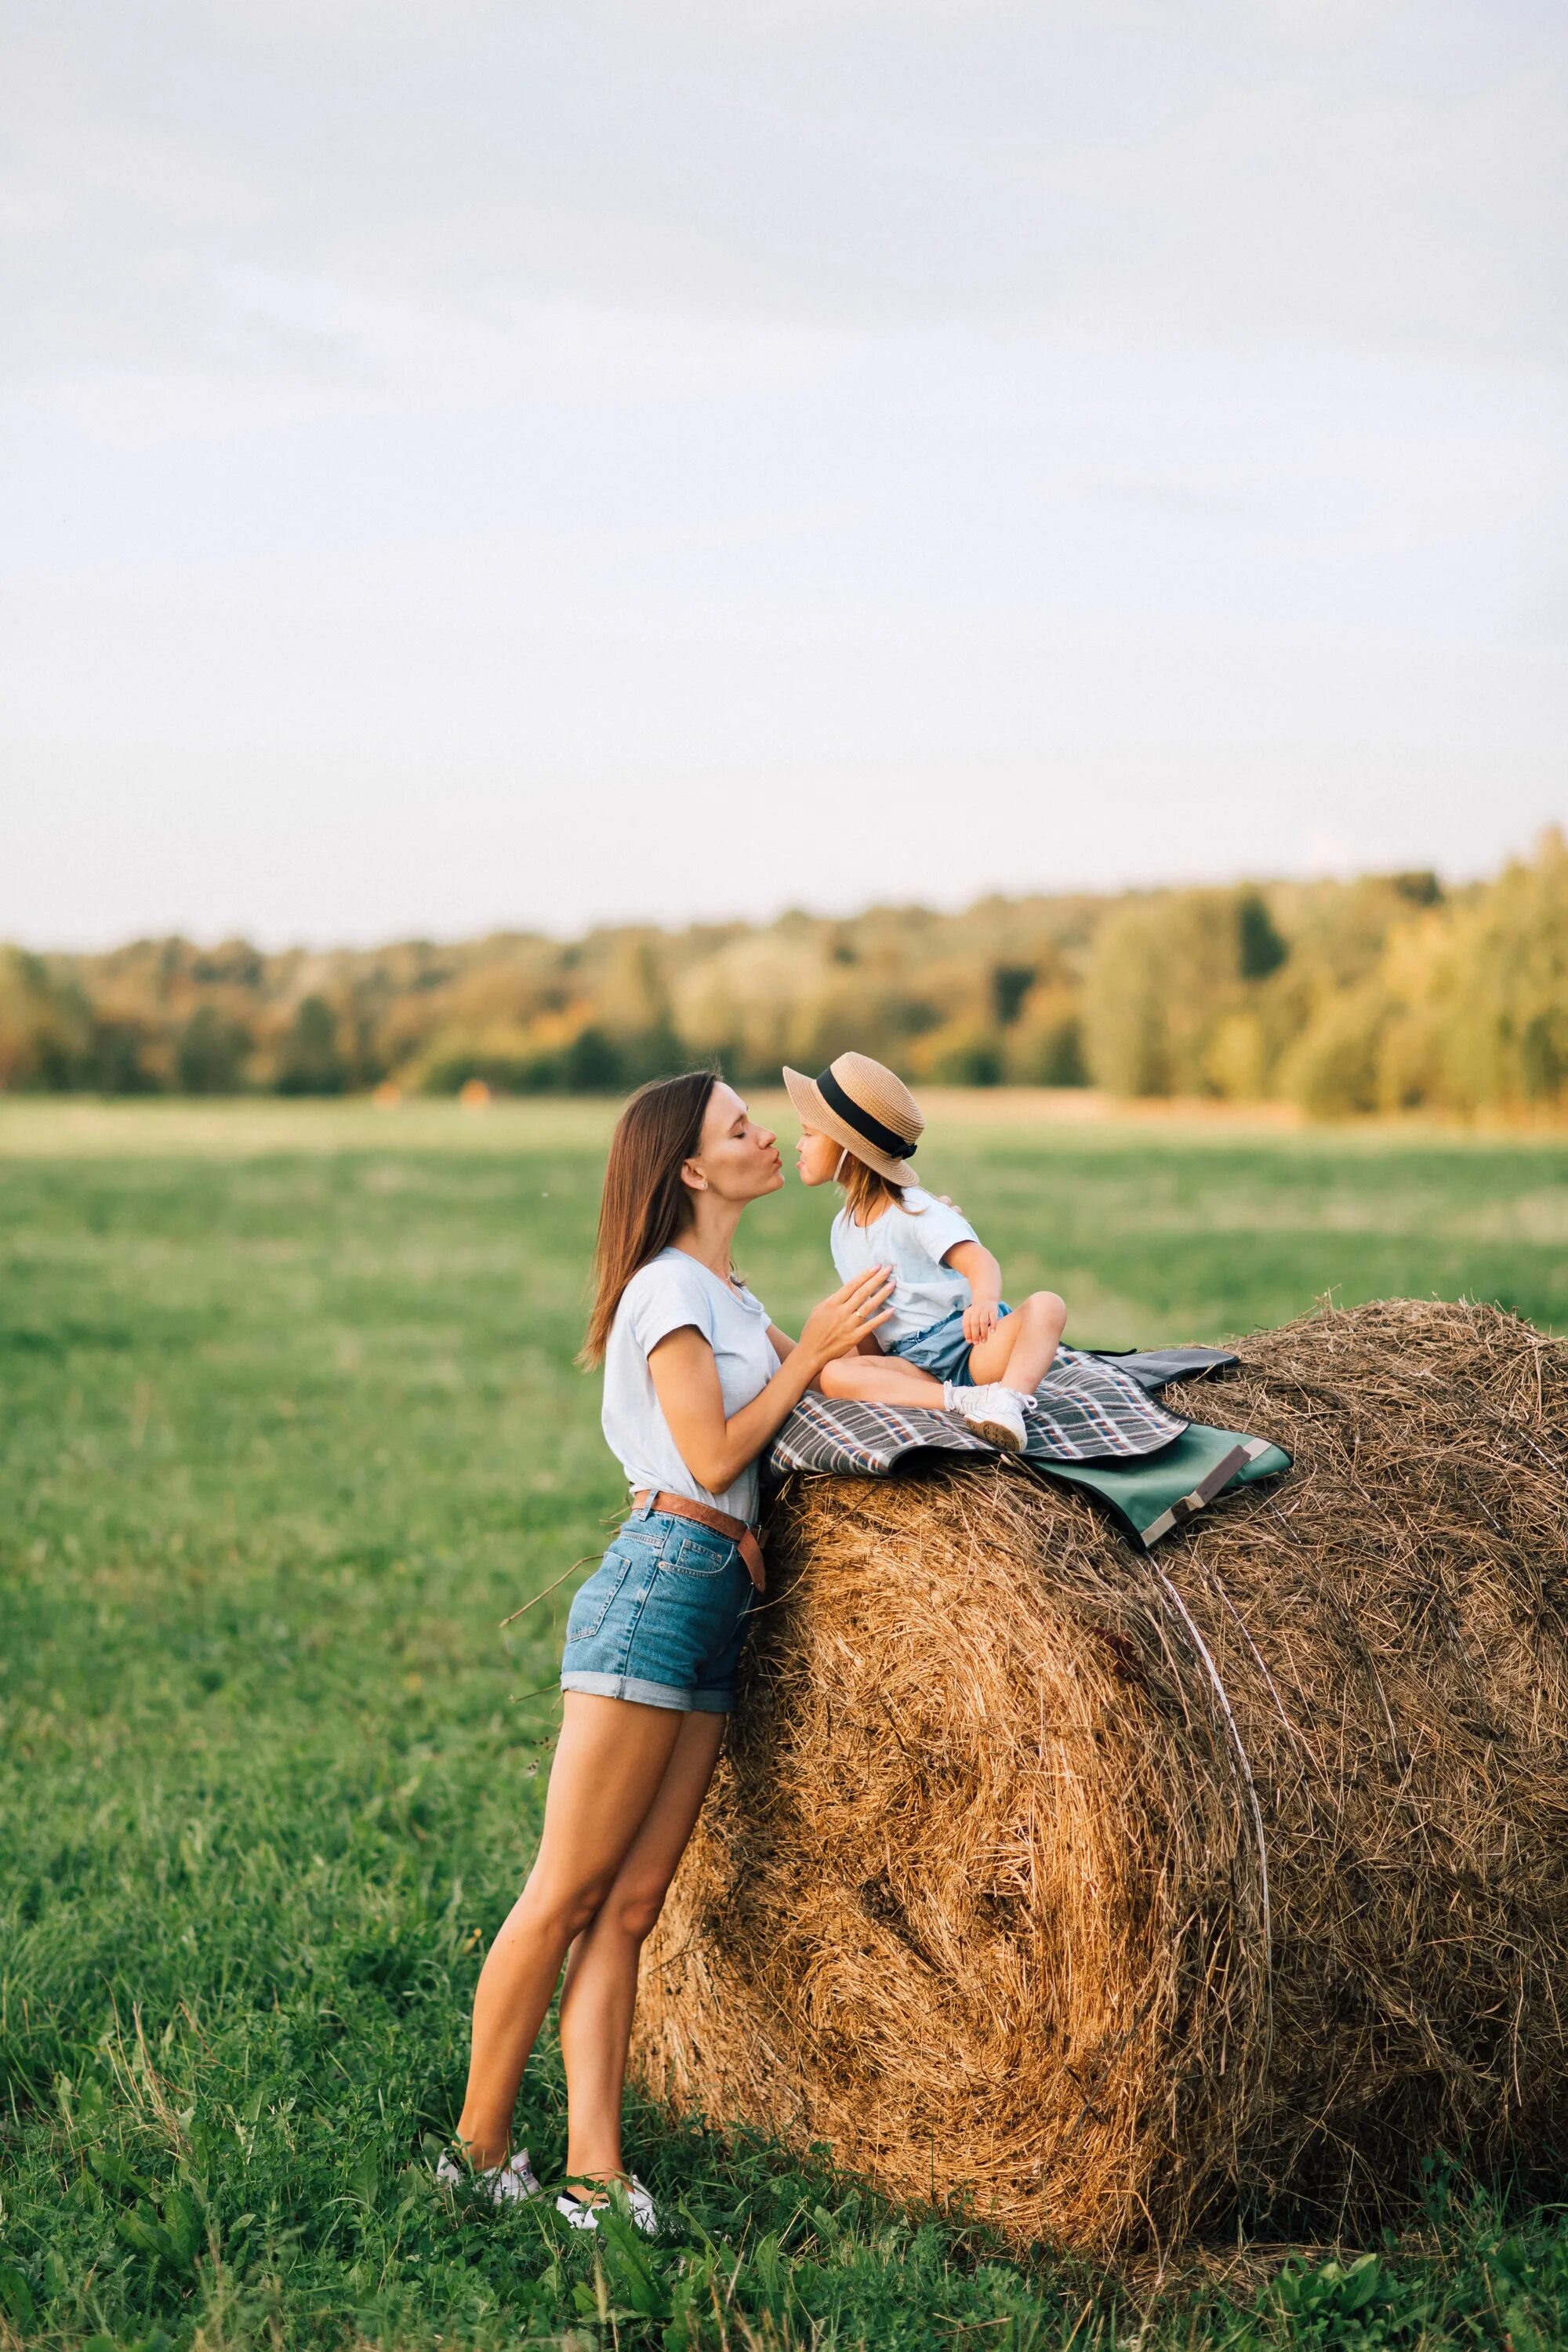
[963,1298,1000,1345]
[799,1267,896,1369]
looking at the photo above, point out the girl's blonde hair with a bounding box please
[839,1153,918,1225]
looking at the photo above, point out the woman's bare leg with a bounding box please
[818,1352,944,1406]
[557,1709,728,2185]
[454,1693,686,2167]
[966,1291,1068,1393]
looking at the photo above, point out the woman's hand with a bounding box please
[797,1267,897,1374]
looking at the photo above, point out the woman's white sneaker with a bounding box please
[944,1381,1027,1453]
[436,2147,543,2205]
[556,2176,658,2237]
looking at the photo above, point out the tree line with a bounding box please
[2,831,1563,1119]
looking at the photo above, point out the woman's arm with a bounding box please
[945,1237,1004,1346]
[649,1268,895,1497]
[768,1323,884,1370]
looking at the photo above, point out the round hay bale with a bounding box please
[630,1300,1568,2252]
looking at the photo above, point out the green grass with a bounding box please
[2,1096,1566,2350]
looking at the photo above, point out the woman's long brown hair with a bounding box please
[580,1071,719,1367]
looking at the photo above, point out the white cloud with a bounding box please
[1,0,1563,943]
[6,0,1565,373]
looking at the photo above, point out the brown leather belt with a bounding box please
[633,1490,767,1592]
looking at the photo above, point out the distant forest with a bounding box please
[4,832,1565,1120]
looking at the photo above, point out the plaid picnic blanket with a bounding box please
[765,1344,1292,1549]
[769,1346,1185,1477]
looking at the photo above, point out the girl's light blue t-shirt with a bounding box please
[601,1247,779,1525]
[829,1185,980,1347]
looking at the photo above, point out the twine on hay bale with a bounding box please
[630,1300,1568,2252]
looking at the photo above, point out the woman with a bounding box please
[443,1071,895,2231]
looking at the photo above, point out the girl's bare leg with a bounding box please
[818,1352,943,1406]
[966,1290,1068,1394]
[557,1708,728,2186]
[454,1693,686,2167]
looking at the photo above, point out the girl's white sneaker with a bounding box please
[556,2176,658,2238]
[436,2147,543,2205]
[945,1381,1028,1453]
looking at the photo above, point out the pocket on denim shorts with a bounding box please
[564,1543,642,1644]
[663,1526,742,1578]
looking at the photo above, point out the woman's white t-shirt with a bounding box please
[601,1247,780,1525]
[830,1185,980,1347]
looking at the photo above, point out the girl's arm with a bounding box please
[944,1238,1004,1346]
[648,1268,895,1496]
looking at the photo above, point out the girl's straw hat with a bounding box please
[782,1052,924,1185]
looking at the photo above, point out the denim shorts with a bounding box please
[889,1301,1011,1387]
[560,1506,755,1714]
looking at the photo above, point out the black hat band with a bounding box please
[816,1066,916,1162]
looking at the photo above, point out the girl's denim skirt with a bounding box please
[561,1505,755,1713]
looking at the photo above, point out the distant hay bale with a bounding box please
[631,1301,1568,2252]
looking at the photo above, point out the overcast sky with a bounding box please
[3,0,1564,948]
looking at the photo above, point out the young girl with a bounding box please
[784,1052,1068,1454]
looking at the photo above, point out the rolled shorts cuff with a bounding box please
[560,1669,733,1715]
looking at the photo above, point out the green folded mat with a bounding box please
[1033,1425,1292,1548]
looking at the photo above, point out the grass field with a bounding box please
[2,1096,1566,2351]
